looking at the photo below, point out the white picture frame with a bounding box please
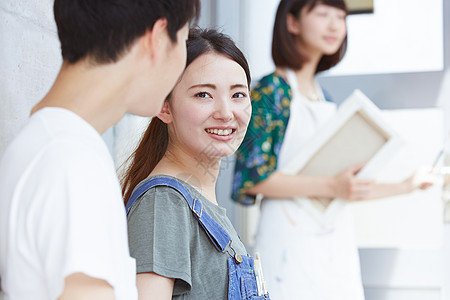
[283,89,404,180]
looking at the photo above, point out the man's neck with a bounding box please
[32,60,132,134]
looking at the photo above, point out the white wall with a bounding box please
[0,2,58,298]
[328,0,443,76]
[0,0,61,158]
[242,0,278,84]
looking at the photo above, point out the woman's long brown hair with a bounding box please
[121,118,168,205]
[121,28,251,205]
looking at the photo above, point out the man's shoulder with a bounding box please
[5,108,96,150]
[1,120,113,199]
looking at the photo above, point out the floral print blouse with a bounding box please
[232,72,292,205]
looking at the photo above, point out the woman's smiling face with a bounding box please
[291,3,347,57]
[160,52,251,160]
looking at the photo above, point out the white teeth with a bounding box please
[206,129,233,136]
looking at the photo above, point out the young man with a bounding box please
[0,1,199,299]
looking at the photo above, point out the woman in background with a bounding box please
[232,0,431,299]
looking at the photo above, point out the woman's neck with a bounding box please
[150,147,221,205]
[278,53,323,101]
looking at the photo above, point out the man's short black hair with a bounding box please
[54,0,200,64]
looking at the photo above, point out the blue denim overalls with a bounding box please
[126,176,270,300]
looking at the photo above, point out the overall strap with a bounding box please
[126,177,231,252]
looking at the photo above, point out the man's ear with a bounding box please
[156,101,172,124]
[140,18,169,63]
[286,13,301,35]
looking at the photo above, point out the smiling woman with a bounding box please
[162,52,251,160]
[121,29,252,205]
[120,28,270,300]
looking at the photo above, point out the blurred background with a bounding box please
[1,0,449,299]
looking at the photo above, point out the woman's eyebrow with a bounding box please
[188,83,216,90]
[188,83,248,90]
[230,84,248,90]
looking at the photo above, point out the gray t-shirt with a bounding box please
[127,175,248,299]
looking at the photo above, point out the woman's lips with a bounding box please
[205,128,236,140]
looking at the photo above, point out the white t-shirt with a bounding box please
[0,108,137,300]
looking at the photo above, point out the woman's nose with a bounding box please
[212,98,233,121]
[328,14,344,31]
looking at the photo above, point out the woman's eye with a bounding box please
[338,13,346,20]
[195,92,211,98]
[233,92,247,98]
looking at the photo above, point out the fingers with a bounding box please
[347,163,366,175]
[346,180,374,201]
[412,166,437,190]
[334,166,373,200]
[419,182,433,190]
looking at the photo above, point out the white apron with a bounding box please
[254,70,365,300]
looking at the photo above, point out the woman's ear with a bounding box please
[286,13,301,35]
[156,101,173,124]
